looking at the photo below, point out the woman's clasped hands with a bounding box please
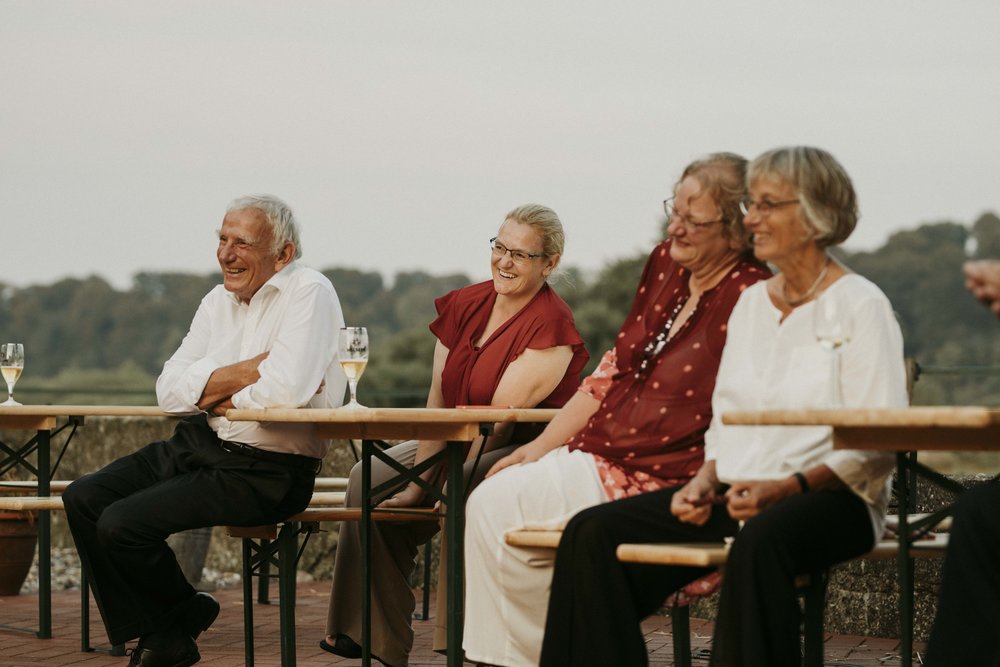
[671,474,800,524]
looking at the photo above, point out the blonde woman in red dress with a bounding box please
[321,204,589,667]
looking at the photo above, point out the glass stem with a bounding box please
[829,349,841,407]
[348,379,359,404]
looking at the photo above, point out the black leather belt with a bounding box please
[219,440,321,474]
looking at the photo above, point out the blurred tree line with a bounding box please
[2,212,1000,406]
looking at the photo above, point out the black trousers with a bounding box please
[540,485,873,667]
[540,485,738,667]
[63,415,316,645]
[925,480,1000,667]
[709,489,873,667]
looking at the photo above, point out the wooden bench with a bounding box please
[0,496,65,511]
[503,528,708,665]
[0,476,348,495]
[0,479,352,665]
[227,503,439,667]
[504,521,950,667]
[615,534,949,667]
[0,480,74,494]
[0,491,351,514]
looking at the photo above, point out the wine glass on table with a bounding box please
[813,292,848,407]
[338,327,369,408]
[1,343,24,406]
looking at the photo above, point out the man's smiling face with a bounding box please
[216,208,289,304]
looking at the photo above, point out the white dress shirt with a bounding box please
[156,261,347,459]
[705,274,908,541]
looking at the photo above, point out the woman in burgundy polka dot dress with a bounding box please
[463,152,769,667]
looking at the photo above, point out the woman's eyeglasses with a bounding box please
[490,237,545,264]
[739,197,800,216]
[663,198,723,232]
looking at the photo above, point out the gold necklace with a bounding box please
[782,256,830,307]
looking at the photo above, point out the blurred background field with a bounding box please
[4,214,1000,477]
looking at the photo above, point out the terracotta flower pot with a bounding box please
[0,511,38,596]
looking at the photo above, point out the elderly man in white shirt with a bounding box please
[64,194,346,667]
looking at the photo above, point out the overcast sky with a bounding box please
[2,2,998,290]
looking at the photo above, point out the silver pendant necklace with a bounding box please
[782,256,830,307]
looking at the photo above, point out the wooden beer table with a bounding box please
[0,405,171,642]
[226,406,558,667]
[722,406,1000,667]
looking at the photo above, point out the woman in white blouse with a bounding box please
[539,146,909,667]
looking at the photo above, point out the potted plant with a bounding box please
[0,468,39,596]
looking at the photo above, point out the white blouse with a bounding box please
[705,273,908,541]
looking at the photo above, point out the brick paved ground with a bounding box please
[0,582,926,666]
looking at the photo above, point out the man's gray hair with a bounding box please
[226,194,303,259]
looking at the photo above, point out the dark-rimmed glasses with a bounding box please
[490,237,545,264]
[739,197,800,216]
[663,198,724,232]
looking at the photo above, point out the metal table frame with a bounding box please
[0,412,81,638]
[724,407,1000,667]
[226,407,557,667]
[1,406,170,648]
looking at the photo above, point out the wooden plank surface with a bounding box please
[0,496,64,511]
[0,415,57,429]
[314,421,482,441]
[0,405,172,418]
[0,481,73,493]
[834,425,1000,451]
[225,406,559,424]
[723,407,1000,452]
[504,529,562,548]
[722,407,1000,428]
[616,542,729,567]
[307,492,346,506]
[226,407,557,441]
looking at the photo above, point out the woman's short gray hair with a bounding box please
[747,146,858,248]
[505,204,565,257]
[679,152,751,253]
[226,194,303,260]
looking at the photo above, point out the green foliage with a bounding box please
[560,255,647,373]
[19,360,158,405]
[837,215,1000,405]
[4,212,1000,406]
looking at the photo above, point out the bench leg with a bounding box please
[670,604,692,667]
[278,523,298,667]
[413,539,432,621]
[257,538,271,604]
[802,570,828,667]
[81,572,91,652]
[242,538,255,667]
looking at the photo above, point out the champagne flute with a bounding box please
[1,343,24,407]
[813,292,847,407]
[338,327,369,408]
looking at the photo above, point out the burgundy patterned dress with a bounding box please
[566,240,769,499]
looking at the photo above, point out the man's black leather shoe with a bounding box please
[126,633,200,667]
